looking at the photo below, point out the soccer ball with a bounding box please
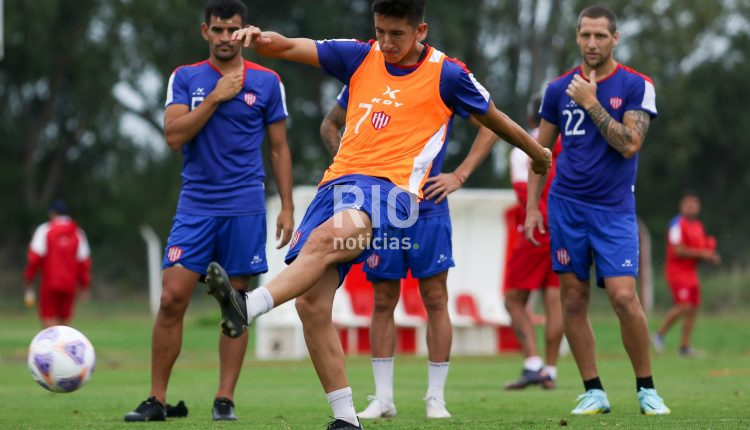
[28,325,96,393]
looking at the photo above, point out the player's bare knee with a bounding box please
[301,228,337,259]
[505,299,523,314]
[562,294,588,316]
[295,295,331,325]
[420,289,448,314]
[158,289,189,318]
[505,291,527,311]
[610,290,640,316]
[373,294,398,315]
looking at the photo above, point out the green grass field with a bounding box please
[1,297,748,429]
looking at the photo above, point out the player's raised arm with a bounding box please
[231,26,319,67]
[566,70,651,159]
[320,103,346,156]
[472,104,551,176]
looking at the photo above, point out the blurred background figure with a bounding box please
[504,95,563,390]
[652,191,720,358]
[23,199,92,328]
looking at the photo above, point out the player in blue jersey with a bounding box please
[321,86,498,420]
[525,5,670,416]
[124,0,294,423]
[203,1,551,428]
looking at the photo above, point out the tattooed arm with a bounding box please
[320,103,346,157]
[586,105,650,159]
[566,70,651,159]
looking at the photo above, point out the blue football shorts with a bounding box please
[162,212,268,277]
[285,175,413,285]
[364,212,454,282]
[548,194,639,287]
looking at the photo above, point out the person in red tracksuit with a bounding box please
[23,199,92,327]
[652,191,719,357]
[504,96,564,390]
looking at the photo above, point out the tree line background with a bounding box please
[1,0,748,307]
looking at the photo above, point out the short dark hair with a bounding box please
[204,0,247,25]
[371,0,426,26]
[577,5,617,34]
[681,189,700,200]
[49,199,69,215]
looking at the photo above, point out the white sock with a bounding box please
[246,286,274,322]
[523,356,544,372]
[426,361,450,400]
[544,365,557,380]
[372,357,394,402]
[326,387,359,426]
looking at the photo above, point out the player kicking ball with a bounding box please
[205,1,550,428]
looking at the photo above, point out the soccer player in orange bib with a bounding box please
[203,1,551,428]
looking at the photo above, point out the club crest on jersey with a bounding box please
[366,253,381,269]
[167,246,183,263]
[244,92,257,106]
[555,248,571,266]
[609,96,623,109]
[289,230,302,249]
[371,111,391,130]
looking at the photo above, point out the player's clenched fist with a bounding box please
[212,72,244,102]
[231,25,272,48]
[531,147,552,175]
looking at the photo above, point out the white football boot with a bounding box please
[357,396,396,419]
[425,396,452,419]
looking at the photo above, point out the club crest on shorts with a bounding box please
[555,248,571,266]
[289,230,302,249]
[609,96,623,109]
[167,246,183,263]
[244,91,257,106]
[366,253,381,269]
[371,111,391,130]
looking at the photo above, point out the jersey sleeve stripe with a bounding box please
[165,72,176,106]
[279,82,289,117]
[469,73,490,103]
[641,80,657,114]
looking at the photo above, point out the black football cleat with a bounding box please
[212,397,238,421]
[326,419,364,429]
[166,400,188,418]
[124,397,166,422]
[504,368,547,390]
[205,262,248,338]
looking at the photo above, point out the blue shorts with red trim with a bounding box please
[548,194,639,287]
[285,174,414,285]
[364,213,454,282]
[162,212,267,277]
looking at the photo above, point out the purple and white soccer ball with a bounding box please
[28,326,96,393]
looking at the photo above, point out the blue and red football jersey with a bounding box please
[165,60,288,216]
[540,64,657,210]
